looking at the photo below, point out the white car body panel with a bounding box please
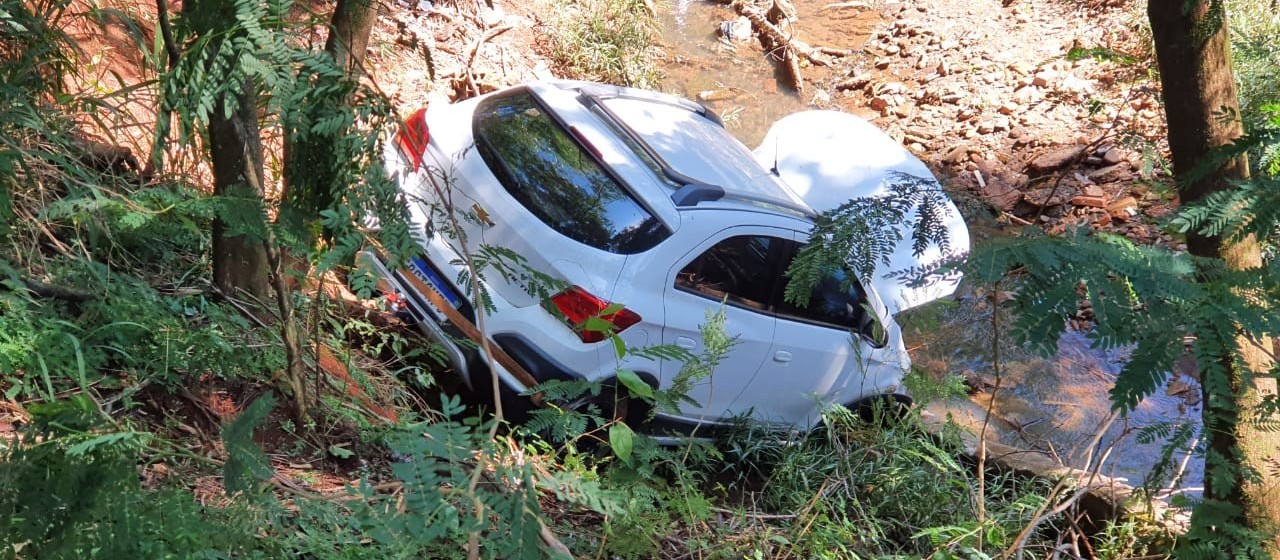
[754,110,971,314]
[374,82,957,432]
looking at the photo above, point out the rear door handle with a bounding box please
[773,350,792,363]
[675,336,696,349]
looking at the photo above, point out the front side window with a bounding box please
[774,246,885,345]
[473,90,669,254]
[775,267,868,329]
[675,235,783,310]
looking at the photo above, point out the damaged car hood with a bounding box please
[754,110,971,314]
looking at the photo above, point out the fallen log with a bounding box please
[717,0,858,93]
[16,276,93,302]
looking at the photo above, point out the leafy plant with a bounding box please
[0,396,277,560]
[542,0,662,88]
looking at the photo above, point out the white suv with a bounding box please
[368,81,968,432]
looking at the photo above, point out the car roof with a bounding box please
[547,82,815,220]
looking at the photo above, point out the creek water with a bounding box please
[657,0,879,146]
[653,1,1204,496]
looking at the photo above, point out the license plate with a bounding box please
[404,256,463,310]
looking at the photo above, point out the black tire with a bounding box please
[851,393,913,425]
[464,357,537,424]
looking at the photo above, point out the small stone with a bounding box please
[875,57,892,70]
[1089,163,1132,183]
[983,180,1023,211]
[1103,148,1125,164]
[835,73,873,91]
[1032,70,1055,88]
[881,81,907,94]
[977,120,995,134]
[1025,187,1069,207]
[869,96,891,113]
[1028,146,1085,174]
[1060,75,1094,95]
[943,145,972,164]
[1070,195,1107,208]
[697,89,740,102]
[1009,61,1035,75]
[718,17,753,43]
[1107,196,1139,222]
[997,100,1019,115]
[1012,85,1041,104]
[1081,184,1105,197]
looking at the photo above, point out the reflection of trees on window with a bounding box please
[675,234,873,330]
[776,266,867,330]
[473,90,668,254]
[675,235,781,310]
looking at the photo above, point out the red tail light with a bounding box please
[394,107,429,170]
[547,286,641,343]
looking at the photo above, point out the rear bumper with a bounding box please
[360,250,585,394]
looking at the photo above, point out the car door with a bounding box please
[756,235,911,428]
[660,229,791,423]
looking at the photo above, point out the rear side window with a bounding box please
[675,235,784,310]
[473,90,669,254]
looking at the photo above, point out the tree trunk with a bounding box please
[325,0,378,75]
[1149,1,1280,552]
[209,84,271,302]
[278,0,378,231]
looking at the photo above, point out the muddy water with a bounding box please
[657,0,878,146]
[653,2,1203,495]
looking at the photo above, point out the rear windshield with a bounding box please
[472,89,670,254]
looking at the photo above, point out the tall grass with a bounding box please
[541,0,662,88]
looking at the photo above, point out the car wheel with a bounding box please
[810,393,913,441]
[465,361,537,424]
[560,379,651,427]
[851,393,912,425]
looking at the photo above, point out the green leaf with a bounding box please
[328,444,354,458]
[221,393,276,494]
[583,316,613,334]
[610,333,626,359]
[609,422,633,464]
[616,369,653,400]
[66,431,143,456]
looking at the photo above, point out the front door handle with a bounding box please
[774,350,792,363]
[675,336,696,349]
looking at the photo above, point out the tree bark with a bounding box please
[325,0,378,76]
[279,0,378,230]
[1149,1,1280,551]
[208,84,271,302]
